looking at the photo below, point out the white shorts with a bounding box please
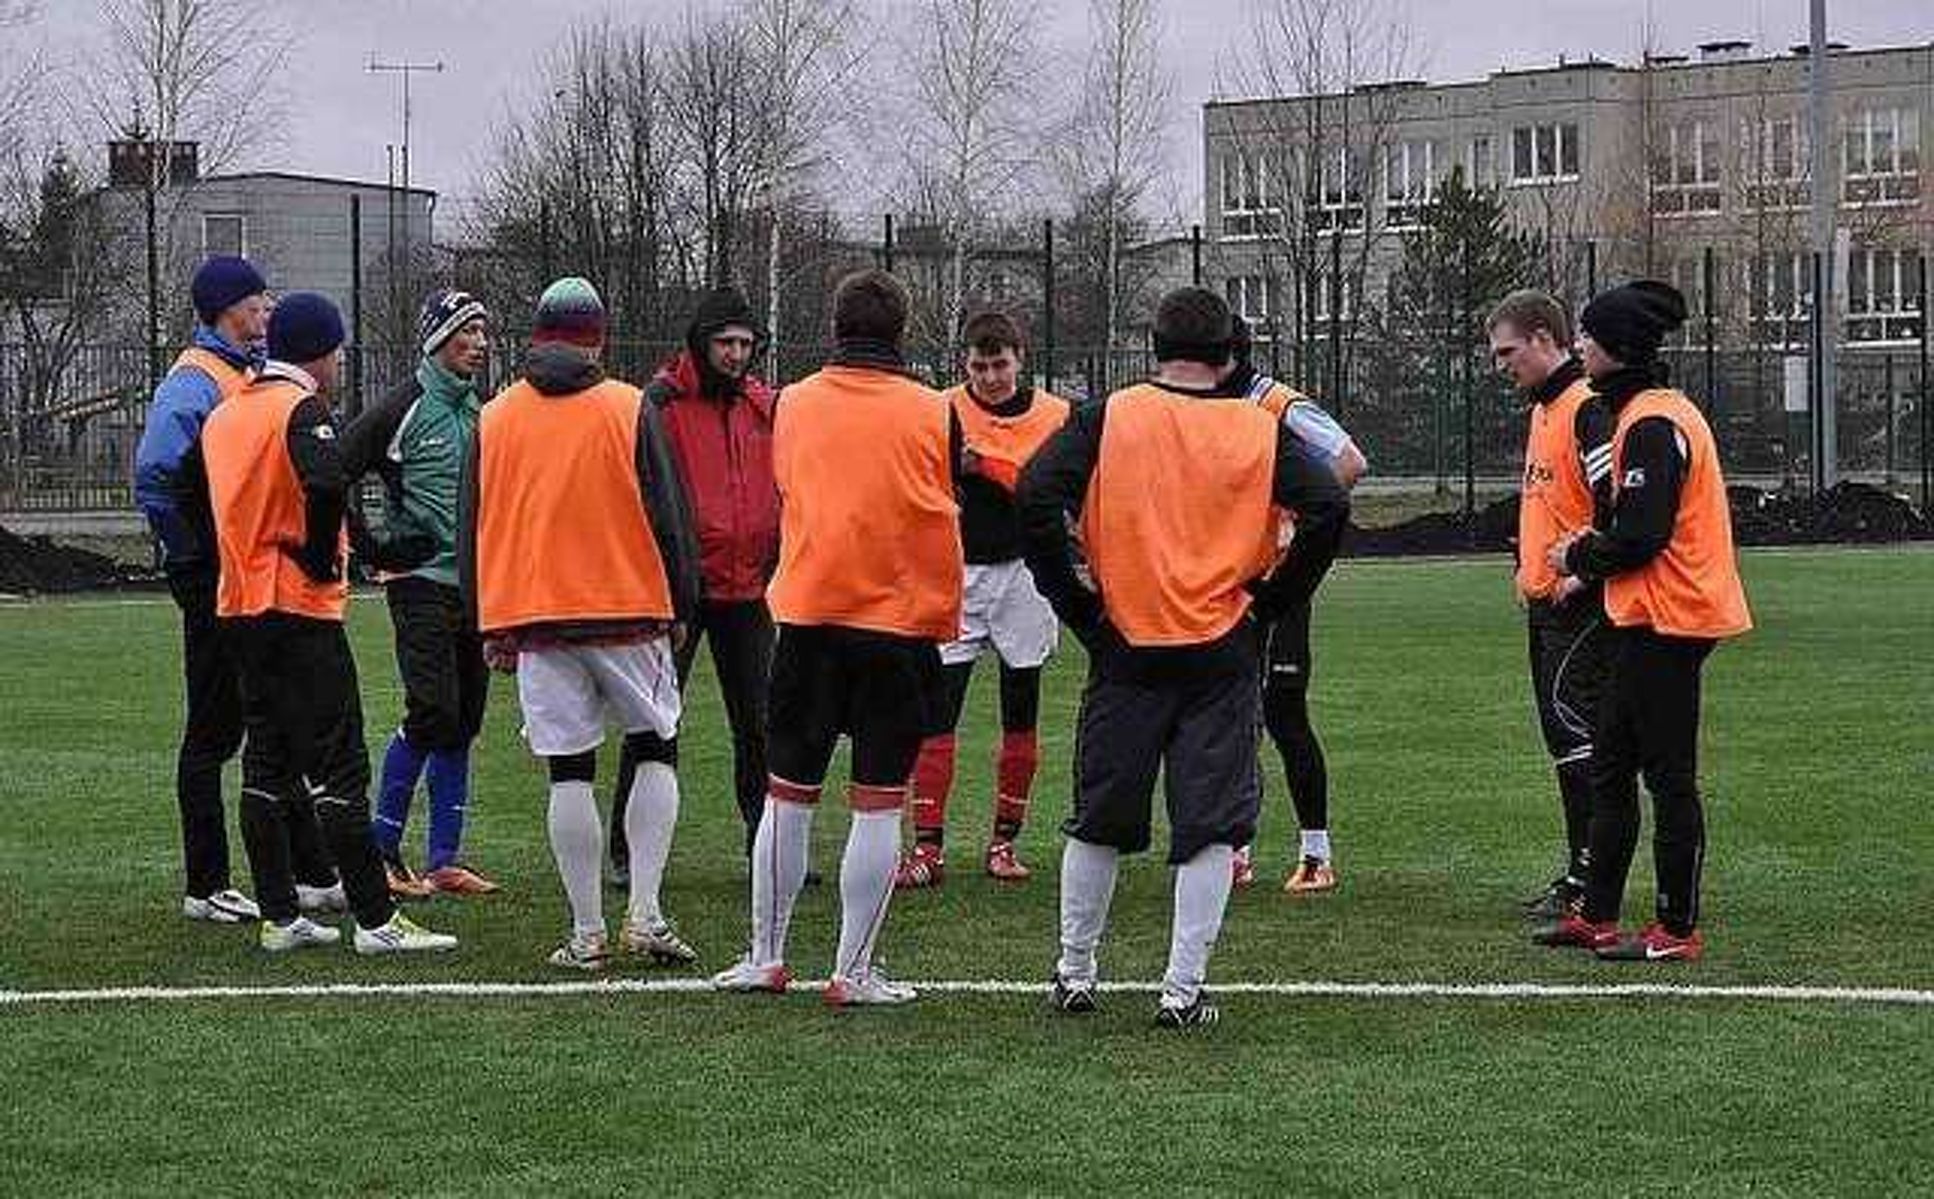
[516,640,682,757]
[941,559,1059,668]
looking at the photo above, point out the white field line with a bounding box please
[3,977,1931,1008]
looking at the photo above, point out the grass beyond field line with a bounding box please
[6,977,1933,1006]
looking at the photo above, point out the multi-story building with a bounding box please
[1204,40,1930,355]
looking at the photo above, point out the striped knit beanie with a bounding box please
[532,277,606,348]
[418,288,488,357]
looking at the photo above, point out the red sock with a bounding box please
[910,734,956,845]
[994,730,1039,841]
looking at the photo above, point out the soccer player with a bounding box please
[711,269,964,1007]
[1219,320,1362,894]
[609,287,780,882]
[1486,290,1613,919]
[897,309,1069,888]
[134,255,342,924]
[462,278,701,971]
[200,291,456,954]
[341,288,498,899]
[1020,288,1348,1027]
[1535,280,1752,962]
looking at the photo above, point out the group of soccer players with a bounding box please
[136,249,1749,1024]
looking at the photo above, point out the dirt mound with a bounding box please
[0,525,147,595]
[1346,495,1519,557]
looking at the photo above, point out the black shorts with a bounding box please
[1068,623,1261,862]
[1527,592,1611,765]
[1261,598,1313,694]
[386,576,488,750]
[766,623,944,789]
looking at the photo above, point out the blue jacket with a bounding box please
[133,327,260,568]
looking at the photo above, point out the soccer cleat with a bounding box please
[547,931,610,971]
[710,956,792,993]
[621,919,698,965]
[1595,922,1705,963]
[383,856,435,901]
[1231,846,1256,890]
[259,916,342,953]
[353,912,458,955]
[1156,991,1220,1029]
[824,969,918,1008]
[1522,876,1584,921]
[894,843,945,890]
[183,888,259,924]
[424,864,501,896]
[1284,856,1338,896]
[296,880,348,913]
[1530,914,1620,951]
[985,839,1031,882]
[1050,974,1099,1015]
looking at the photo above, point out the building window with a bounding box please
[1752,251,1812,349]
[1466,134,1493,189]
[1307,271,1354,324]
[1744,115,1809,211]
[202,213,246,258]
[1845,248,1924,344]
[1510,122,1579,184]
[1314,143,1364,233]
[1384,138,1439,230]
[1219,150,1282,240]
[1842,107,1920,205]
[1651,119,1722,216]
[1224,274,1280,324]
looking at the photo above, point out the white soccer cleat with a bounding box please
[548,931,610,971]
[259,915,342,952]
[353,912,458,955]
[621,919,698,965]
[296,881,348,914]
[183,888,260,923]
[823,968,917,1008]
[710,956,792,993]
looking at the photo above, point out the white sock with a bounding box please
[624,761,679,929]
[1300,829,1332,862]
[750,796,814,967]
[546,780,605,937]
[1056,838,1120,985]
[1164,844,1235,1007]
[835,808,902,980]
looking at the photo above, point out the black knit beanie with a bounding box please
[1580,280,1687,365]
[686,288,763,397]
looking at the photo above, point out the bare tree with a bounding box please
[746,0,863,371]
[1062,0,1169,363]
[665,9,770,290]
[902,0,1040,343]
[95,0,289,175]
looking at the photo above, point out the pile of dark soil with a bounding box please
[0,525,148,595]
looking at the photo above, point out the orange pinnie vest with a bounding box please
[1081,385,1281,647]
[767,366,963,640]
[1604,389,1752,639]
[947,385,1070,491]
[174,346,252,403]
[202,375,350,621]
[1517,374,1600,600]
[475,379,673,633]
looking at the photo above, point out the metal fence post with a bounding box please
[1883,352,1896,485]
[1190,224,1202,286]
[882,213,895,273]
[349,194,364,417]
[1042,218,1055,391]
[1920,251,1931,510]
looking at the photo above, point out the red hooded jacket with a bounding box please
[649,350,780,603]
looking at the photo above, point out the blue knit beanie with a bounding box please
[268,292,346,364]
[191,255,268,325]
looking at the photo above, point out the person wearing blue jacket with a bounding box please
[133,257,341,923]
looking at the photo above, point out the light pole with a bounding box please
[368,56,443,327]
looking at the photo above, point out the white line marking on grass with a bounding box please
[3,978,1931,1007]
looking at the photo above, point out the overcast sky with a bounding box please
[25,0,1933,227]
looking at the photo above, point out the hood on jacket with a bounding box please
[524,344,604,396]
[684,288,764,398]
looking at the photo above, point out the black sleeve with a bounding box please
[284,395,349,582]
[1574,397,1617,528]
[457,428,481,626]
[636,396,702,622]
[1251,425,1351,614]
[949,406,966,491]
[1016,399,1107,634]
[1567,416,1686,580]
[338,383,411,483]
[169,439,216,566]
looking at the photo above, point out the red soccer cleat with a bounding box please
[894,843,945,890]
[1595,922,1705,962]
[984,839,1031,881]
